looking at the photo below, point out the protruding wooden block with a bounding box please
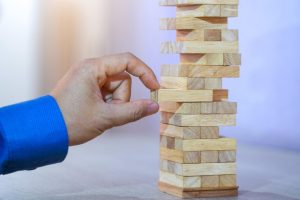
[151,90,158,102]
[202,175,219,188]
[161,124,220,139]
[224,53,241,65]
[161,41,239,54]
[177,29,238,42]
[201,151,219,163]
[160,0,239,6]
[221,5,238,17]
[220,175,237,187]
[161,112,236,127]
[161,64,240,78]
[159,102,237,114]
[160,17,227,30]
[182,138,236,151]
[176,5,221,18]
[157,89,228,102]
[161,77,222,90]
[219,150,236,162]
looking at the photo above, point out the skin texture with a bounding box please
[51,53,160,146]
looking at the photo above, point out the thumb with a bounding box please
[108,99,159,126]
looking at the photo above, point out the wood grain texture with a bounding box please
[160,17,227,30]
[180,53,241,66]
[184,151,201,163]
[160,147,184,163]
[177,29,238,41]
[202,175,219,188]
[221,5,238,17]
[201,151,219,163]
[160,124,219,139]
[161,41,239,54]
[182,138,236,151]
[223,53,242,65]
[159,171,201,189]
[220,175,237,187]
[161,77,222,90]
[161,64,240,78]
[176,5,221,18]
[161,112,236,126]
[159,102,237,114]
[157,89,228,102]
[160,0,239,6]
[219,150,236,162]
[159,181,238,198]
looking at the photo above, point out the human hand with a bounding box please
[51,53,160,146]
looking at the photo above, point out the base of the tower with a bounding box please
[158,182,238,198]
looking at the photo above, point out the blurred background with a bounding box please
[0,0,300,152]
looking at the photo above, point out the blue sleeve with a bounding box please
[0,95,69,174]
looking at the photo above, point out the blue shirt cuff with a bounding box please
[0,95,69,174]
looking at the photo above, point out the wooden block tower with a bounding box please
[155,0,241,198]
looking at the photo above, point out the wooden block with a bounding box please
[184,151,201,163]
[204,29,221,41]
[200,127,219,139]
[159,171,201,189]
[220,175,237,187]
[160,135,175,149]
[202,175,219,188]
[161,112,236,127]
[157,89,228,102]
[219,150,236,162]
[182,138,236,151]
[161,41,239,54]
[158,181,238,198]
[160,147,184,163]
[221,5,238,17]
[224,53,241,65]
[160,102,237,114]
[161,77,222,90]
[180,53,223,65]
[172,162,236,176]
[151,90,158,102]
[160,0,239,6]
[160,123,202,139]
[177,29,238,41]
[176,5,221,18]
[222,29,238,41]
[161,160,182,174]
[160,17,227,30]
[201,151,219,163]
[161,64,240,78]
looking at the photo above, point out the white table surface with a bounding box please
[1,130,300,200]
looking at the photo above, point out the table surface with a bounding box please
[1,131,300,200]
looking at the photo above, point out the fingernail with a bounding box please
[147,102,159,114]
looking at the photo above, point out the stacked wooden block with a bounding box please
[156,0,240,198]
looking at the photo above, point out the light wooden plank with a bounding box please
[160,147,184,163]
[161,112,236,126]
[223,53,242,65]
[157,89,228,102]
[219,150,236,162]
[160,17,227,30]
[202,175,219,188]
[201,151,219,163]
[176,5,221,18]
[161,77,222,90]
[160,124,202,139]
[161,41,239,54]
[182,138,236,151]
[221,5,238,17]
[200,127,219,139]
[219,175,237,187]
[161,64,240,78]
[159,171,201,189]
[159,102,237,114]
[184,151,201,163]
[177,29,238,41]
[160,0,239,6]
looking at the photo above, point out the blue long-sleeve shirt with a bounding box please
[0,96,69,174]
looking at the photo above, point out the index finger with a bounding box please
[85,52,160,90]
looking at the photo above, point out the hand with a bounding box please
[51,53,160,146]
